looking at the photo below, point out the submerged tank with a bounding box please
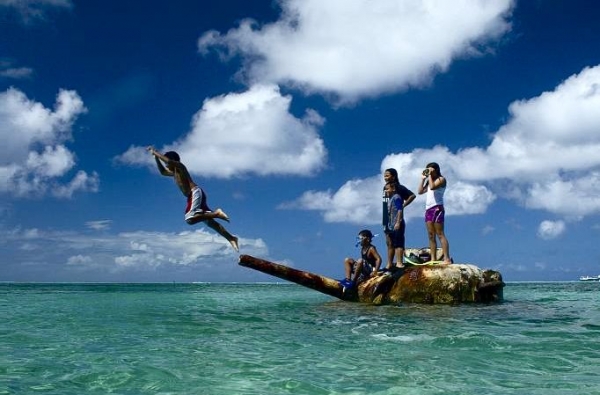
[238,251,504,305]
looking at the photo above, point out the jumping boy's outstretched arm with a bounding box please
[147,146,175,176]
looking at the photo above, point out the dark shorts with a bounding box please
[425,205,445,224]
[386,222,405,249]
[354,259,373,282]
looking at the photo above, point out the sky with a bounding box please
[1,0,600,283]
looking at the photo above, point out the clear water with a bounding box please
[1,282,599,395]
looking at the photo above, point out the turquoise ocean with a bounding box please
[1,282,599,395]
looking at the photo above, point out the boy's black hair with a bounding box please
[358,229,373,239]
[164,151,180,162]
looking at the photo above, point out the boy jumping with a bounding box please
[147,146,239,252]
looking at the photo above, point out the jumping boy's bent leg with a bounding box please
[206,219,239,252]
[213,208,230,222]
[229,236,239,252]
[185,210,229,224]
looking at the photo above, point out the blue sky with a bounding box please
[1,0,600,283]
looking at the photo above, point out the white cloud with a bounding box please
[290,65,600,224]
[110,230,246,268]
[0,65,33,79]
[52,170,99,198]
[199,0,513,104]
[455,66,600,182]
[25,145,75,177]
[1,227,269,276]
[284,168,496,225]
[455,66,600,216]
[0,87,98,197]
[280,176,382,224]
[525,174,600,217]
[86,220,112,231]
[537,220,566,240]
[445,181,496,215]
[117,84,327,178]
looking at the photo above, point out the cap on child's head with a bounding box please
[164,151,180,161]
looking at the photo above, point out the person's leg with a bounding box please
[395,222,406,267]
[395,247,405,268]
[385,233,394,270]
[353,259,364,282]
[426,221,437,261]
[344,258,355,281]
[186,209,229,223]
[205,219,239,251]
[433,222,450,263]
[185,188,230,223]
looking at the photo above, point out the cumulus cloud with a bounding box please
[199,0,513,104]
[1,227,268,279]
[288,65,600,224]
[454,66,600,181]
[537,220,566,240]
[116,84,327,178]
[279,176,382,224]
[284,146,496,224]
[454,66,600,216]
[0,87,99,197]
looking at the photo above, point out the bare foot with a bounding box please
[229,236,239,252]
[214,208,230,222]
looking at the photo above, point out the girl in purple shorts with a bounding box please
[417,162,451,264]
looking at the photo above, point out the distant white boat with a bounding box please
[579,275,600,282]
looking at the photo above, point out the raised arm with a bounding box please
[147,146,173,176]
[417,172,430,195]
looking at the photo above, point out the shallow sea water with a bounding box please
[1,282,599,394]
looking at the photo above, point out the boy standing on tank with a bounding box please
[382,168,415,270]
[384,182,405,269]
[147,146,239,252]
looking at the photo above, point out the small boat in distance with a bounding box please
[579,275,600,282]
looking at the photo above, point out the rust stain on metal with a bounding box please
[238,254,504,305]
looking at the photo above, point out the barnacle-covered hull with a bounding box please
[238,254,504,305]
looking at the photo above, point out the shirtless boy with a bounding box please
[147,146,239,252]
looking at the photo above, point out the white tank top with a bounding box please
[425,184,445,209]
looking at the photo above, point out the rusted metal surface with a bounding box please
[239,254,354,301]
[239,254,504,305]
